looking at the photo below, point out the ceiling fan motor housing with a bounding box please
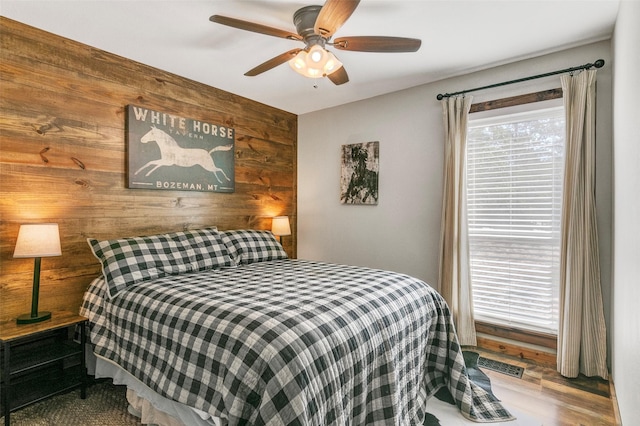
[294,5,326,48]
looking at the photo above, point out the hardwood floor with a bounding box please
[473,348,619,425]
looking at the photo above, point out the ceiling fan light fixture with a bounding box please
[323,53,342,74]
[290,51,308,70]
[288,46,342,79]
[307,44,326,64]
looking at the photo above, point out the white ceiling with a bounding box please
[2,0,620,115]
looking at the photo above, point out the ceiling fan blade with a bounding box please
[210,15,302,41]
[244,49,302,77]
[333,36,421,52]
[314,0,360,38]
[327,65,349,85]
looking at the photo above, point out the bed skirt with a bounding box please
[93,353,220,426]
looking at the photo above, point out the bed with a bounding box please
[80,228,513,425]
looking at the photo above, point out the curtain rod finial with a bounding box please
[594,59,605,69]
[436,93,445,100]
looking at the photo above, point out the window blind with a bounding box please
[467,107,564,334]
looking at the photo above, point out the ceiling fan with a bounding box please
[210,0,421,85]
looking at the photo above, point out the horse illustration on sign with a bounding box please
[126,105,235,193]
[135,126,233,184]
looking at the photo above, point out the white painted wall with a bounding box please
[298,41,614,368]
[299,41,612,295]
[612,1,640,423]
[298,84,444,285]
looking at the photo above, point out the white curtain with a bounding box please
[438,96,477,346]
[557,70,608,379]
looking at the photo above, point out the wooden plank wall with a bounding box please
[0,17,297,322]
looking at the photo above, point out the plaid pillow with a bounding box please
[88,228,234,298]
[220,229,288,265]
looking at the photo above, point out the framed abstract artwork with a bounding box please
[340,141,379,205]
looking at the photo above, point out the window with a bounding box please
[467,104,564,335]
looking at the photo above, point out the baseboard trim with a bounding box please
[609,379,623,425]
[475,335,557,368]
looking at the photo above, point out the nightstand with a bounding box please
[0,312,87,426]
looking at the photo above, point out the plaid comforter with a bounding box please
[81,259,513,425]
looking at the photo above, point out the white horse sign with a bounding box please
[126,105,235,193]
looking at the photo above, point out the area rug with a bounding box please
[424,351,541,425]
[1,380,141,426]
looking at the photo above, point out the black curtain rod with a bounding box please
[436,59,605,100]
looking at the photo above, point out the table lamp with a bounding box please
[13,223,62,324]
[271,216,291,243]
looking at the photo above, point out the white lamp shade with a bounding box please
[271,216,291,237]
[13,223,62,258]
